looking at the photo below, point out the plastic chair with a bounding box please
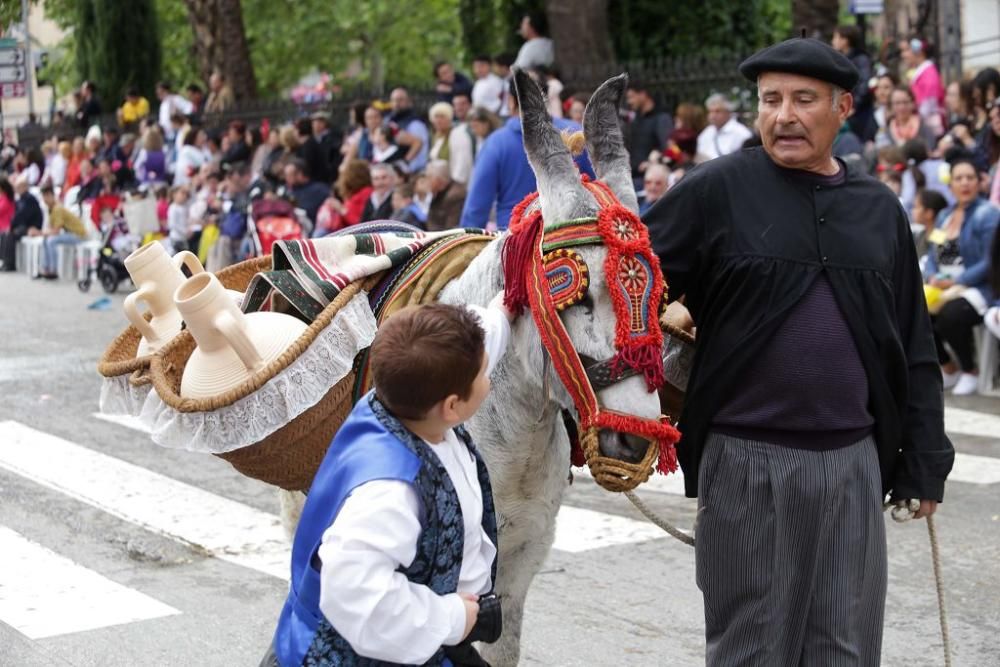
[977,326,1000,397]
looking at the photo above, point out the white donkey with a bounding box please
[281,70,662,666]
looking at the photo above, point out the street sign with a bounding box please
[0,65,27,84]
[0,49,25,66]
[0,82,27,98]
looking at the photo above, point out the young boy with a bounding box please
[266,297,514,667]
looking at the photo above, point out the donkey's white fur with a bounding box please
[277,72,658,666]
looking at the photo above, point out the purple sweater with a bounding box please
[712,165,874,450]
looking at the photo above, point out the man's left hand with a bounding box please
[913,499,938,519]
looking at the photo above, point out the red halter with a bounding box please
[502,178,680,490]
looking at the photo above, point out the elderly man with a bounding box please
[639,162,669,215]
[696,93,752,160]
[645,38,953,665]
[0,175,42,272]
[425,159,467,231]
[360,163,397,223]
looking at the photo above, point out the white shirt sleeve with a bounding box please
[318,480,468,663]
[466,304,511,376]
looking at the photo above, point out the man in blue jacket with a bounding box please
[459,79,594,231]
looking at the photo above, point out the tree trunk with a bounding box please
[545,0,614,83]
[183,0,257,100]
[790,0,840,41]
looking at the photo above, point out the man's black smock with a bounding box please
[644,146,953,501]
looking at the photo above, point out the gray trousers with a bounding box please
[696,433,887,666]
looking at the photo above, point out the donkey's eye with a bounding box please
[579,293,595,315]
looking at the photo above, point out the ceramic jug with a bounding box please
[175,272,307,399]
[123,243,206,357]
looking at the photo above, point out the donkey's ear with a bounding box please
[513,67,588,213]
[583,73,640,213]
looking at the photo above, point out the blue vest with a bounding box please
[272,392,498,667]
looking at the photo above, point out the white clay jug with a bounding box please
[123,243,206,356]
[175,272,307,399]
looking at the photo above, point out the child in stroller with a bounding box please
[245,182,310,257]
[78,205,141,293]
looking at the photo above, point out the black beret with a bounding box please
[739,38,860,91]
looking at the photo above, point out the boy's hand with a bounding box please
[459,593,479,641]
[488,291,516,324]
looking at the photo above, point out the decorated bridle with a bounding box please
[502,177,680,492]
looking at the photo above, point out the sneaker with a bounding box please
[953,373,979,396]
[942,368,961,389]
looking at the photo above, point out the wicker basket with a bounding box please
[97,256,271,390]
[149,264,381,491]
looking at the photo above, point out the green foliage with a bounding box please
[458,0,543,60]
[239,0,465,96]
[155,0,198,91]
[71,0,163,104]
[609,0,791,61]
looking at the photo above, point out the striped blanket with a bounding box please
[243,226,495,323]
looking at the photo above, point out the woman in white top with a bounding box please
[174,128,210,186]
[428,102,475,184]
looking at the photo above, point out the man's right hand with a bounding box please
[459,593,479,641]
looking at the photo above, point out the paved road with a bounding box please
[1,273,998,666]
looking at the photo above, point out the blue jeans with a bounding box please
[42,232,82,274]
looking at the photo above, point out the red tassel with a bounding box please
[613,344,665,391]
[570,435,586,467]
[502,196,543,316]
[656,438,678,475]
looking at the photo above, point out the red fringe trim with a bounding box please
[586,411,680,475]
[502,194,543,315]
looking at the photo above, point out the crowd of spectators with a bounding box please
[0,20,997,392]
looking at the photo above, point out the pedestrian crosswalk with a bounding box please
[2,406,999,645]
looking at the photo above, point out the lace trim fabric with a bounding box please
[99,374,153,417]
[139,292,377,454]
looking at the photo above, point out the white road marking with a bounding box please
[948,452,1000,485]
[92,412,151,434]
[0,526,179,639]
[552,505,669,553]
[0,421,291,580]
[945,406,1000,441]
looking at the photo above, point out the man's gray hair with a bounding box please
[830,85,845,111]
[426,159,451,180]
[705,93,734,111]
[370,162,396,177]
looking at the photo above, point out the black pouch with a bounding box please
[466,593,502,644]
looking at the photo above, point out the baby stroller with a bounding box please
[247,193,309,257]
[78,208,141,294]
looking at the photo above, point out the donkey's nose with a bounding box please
[597,429,649,463]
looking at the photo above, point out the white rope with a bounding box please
[884,500,952,667]
[623,490,695,547]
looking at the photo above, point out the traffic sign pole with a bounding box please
[21,0,33,117]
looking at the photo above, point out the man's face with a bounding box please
[519,16,532,39]
[625,89,641,111]
[156,86,167,101]
[390,90,409,112]
[473,60,491,79]
[757,72,850,171]
[311,119,326,136]
[283,165,298,187]
[437,63,454,84]
[452,95,470,121]
[371,167,393,192]
[42,192,55,209]
[707,102,731,129]
[643,169,669,202]
[209,74,222,92]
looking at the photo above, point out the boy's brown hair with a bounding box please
[370,304,485,420]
